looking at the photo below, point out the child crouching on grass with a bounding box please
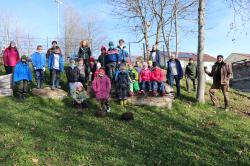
[72,82,89,114]
[92,68,111,113]
[13,55,32,100]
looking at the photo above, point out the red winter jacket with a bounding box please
[3,48,20,66]
[151,67,164,82]
[139,68,151,82]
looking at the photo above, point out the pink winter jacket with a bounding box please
[92,75,111,100]
[139,68,151,82]
[3,48,20,66]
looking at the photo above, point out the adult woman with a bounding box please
[3,41,20,74]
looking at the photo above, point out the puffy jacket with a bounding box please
[151,67,164,81]
[139,68,151,82]
[98,53,106,67]
[13,61,32,82]
[128,68,139,81]
[66,66,80,83]
[117,46,128,63]
[48,53,64,72]
[105,49,118,63]
[31,52,46,70]
[78,47,91,60]
[167,59,183,80]
[92,75,111,100]
[3,48,20,66]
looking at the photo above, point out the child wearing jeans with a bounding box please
[48,46,64,90]
[31,45,46,89]
[151,62,166,96]
[92,68,111,112]
[13,55,32,100]
[139,62,152,95]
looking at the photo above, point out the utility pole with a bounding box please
[54,0,63,38]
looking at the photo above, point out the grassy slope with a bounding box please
[0,67,249,165]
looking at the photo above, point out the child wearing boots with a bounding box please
[31,45,46,89]
[72,82,89,114]
[13,55,32,100]
[139,62,152,95]
[128,63,139,96]
[116,65,130,106]
[48,46,64,90]
[92,68,111,112]
[66,58,80,96]
[151,62,166,96]
[78,40,91,79]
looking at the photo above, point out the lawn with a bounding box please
[0,67,250,165]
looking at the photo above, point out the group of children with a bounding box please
[12,39,167,114]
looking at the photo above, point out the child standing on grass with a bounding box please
[31,45,46,89]
[48,46,64,90]
[116,65,130,106]
[92,68,111,113]
[77,58,87,88]
[78,40,91,80]
[72,82,89,114]
[127,63,139,96]
[66,58,80,96]
[139,62,152,95]
[13,55,32,100]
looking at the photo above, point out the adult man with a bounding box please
[166,54,183,98]
[149,45,161,66]
[205,55,232,111]
[185,58,197,93]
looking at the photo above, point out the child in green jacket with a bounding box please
[128,63,140,96]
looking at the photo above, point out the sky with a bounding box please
[0,0,249,58]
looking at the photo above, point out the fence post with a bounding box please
[143,43,146,62]
[46,36,49,50]
[129,42,131,62]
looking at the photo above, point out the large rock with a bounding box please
[32,87,68,100]
[128,95,173,110]
[0,88,13,97]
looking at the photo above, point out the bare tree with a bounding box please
[196,0,205,103]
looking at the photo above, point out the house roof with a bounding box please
[230,53,250,57]
[160,51,217,62]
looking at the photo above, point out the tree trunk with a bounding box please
[174,0,179,58]
[144,25,150,61]
[196,0,206,103]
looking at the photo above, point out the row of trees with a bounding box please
[110,0,250,103]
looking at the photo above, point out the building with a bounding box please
[225,53,250,64]
[159,52,217,81]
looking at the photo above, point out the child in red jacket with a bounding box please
[151,62,166,96]
[139,62,152,94]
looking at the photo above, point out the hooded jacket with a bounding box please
[105,49,119,63]
[151,67,164,82]
[139,68,151,82]
[48,53,64,72]
[66,65,80,83]
[117,46,128,63]
[92,75,111,100]
[13,61,32,82]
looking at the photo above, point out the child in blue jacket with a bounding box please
[48,46,64,90]
[31,45,46,89]
[13,55,32,100]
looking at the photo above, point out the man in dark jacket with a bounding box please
[185,58,197,93]
[149,45,161,66]
[167,54,183,98]
[205,55,232,111]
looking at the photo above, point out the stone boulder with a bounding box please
[0,74,13,97]
[128,95,173,110]
[32,87,68,100]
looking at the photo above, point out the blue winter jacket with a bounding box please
[117,46,128,63]
[166,59,183,80]
[105,49,119,64]
[13,61,32,83]
[48,53,64,72]
[149,50,161,66]
[31,52,46,69]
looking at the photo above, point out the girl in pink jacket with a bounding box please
[92,68,111,112]
[139,62,152,94]
[3,41,20,74]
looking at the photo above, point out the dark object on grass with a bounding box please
[94,110,107,118]
[121,112,134,121]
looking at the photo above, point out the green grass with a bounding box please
[0,67,250,165]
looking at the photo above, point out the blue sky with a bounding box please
[0,0,249,58]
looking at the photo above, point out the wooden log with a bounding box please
[0,74,12,89]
